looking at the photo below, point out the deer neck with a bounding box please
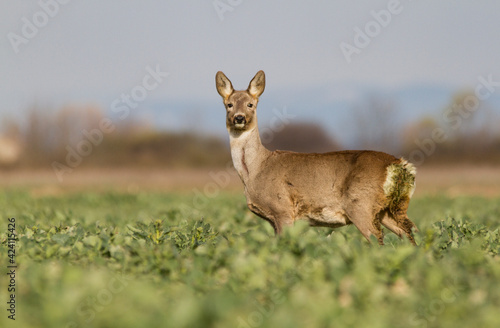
[229,125,270,184]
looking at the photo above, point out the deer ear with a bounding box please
[216,71,234,99]
[247,70,265,98]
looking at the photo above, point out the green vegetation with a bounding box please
[1,191,500,328]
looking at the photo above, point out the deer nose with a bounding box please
[234,115,246,124]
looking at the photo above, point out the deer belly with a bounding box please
[305,208,349,228]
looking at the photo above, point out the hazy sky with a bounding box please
[1,0,500,126]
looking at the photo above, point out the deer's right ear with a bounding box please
[216,71,234,99]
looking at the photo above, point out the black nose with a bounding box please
[234,115,246,124]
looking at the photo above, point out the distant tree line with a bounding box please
[1,92,499,169]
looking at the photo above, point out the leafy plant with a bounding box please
[1,191,500,328]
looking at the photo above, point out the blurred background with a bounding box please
[1,0,500,195]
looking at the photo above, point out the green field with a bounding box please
[1,190,500,328]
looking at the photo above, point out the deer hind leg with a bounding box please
[382,159,418,245]
[383,207,418,246]
[394,212,418,246]
[379,210,405,238]
[347,206,385,245]
[388,198,418,245]
[380,210,418,246]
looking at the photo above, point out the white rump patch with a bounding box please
[383,158,417,199]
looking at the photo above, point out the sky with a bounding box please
[1,0,500,140]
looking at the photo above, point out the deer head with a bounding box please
[215,70,265,134]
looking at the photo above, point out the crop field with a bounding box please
[1,185,500,328]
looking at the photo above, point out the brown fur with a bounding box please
[215,70,418,245]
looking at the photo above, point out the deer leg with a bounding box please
[273,216,294,235]
[379,210,405,239]
[347,207,384,245]
[393,213,418,246]
[388,201,418,246]
[247,201,293,235]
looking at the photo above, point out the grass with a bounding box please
[1,190,500,328]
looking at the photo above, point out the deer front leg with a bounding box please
[272,213,294,235]
[247,201,294,235]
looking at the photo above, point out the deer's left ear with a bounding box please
[247,70,265,98]
[216,71,234,99]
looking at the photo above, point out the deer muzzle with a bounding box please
[233,115,247,128]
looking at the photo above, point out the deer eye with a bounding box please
[247,103,253,108]
[227,103,233,108]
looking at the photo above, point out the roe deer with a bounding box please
[215,70,418,245]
